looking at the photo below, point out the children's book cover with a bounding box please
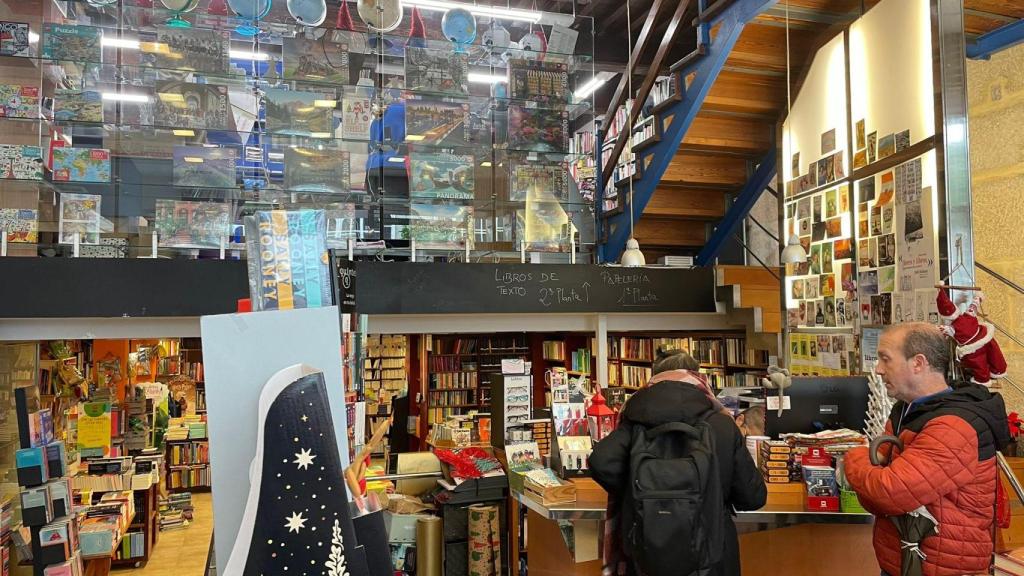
[284,147,350,194]
[155,199,232,249]
[58,192,101,244]
[54,89,103,122]
[0,85,39,118]
[264,89,335,136]
[42,23,101,63]
[508,105,569,153]
[509,59,569,104]
[0,145,43,180]
[52,147,111,183]
[173,146,237,188]
[409,152,474,199]
[154,81,231,131]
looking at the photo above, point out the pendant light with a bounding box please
[618,0,645,267]
[781,234,807,264]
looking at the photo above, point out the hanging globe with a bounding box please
[159,0,200,27]
[357,0,402,33]
[287,0,327,26]
[227,0,273,35]
[441,8,476,48]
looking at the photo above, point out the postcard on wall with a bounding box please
[866,131,877,162]
[878,133,896,159]
[146,27,229,75]
[58,192,101,244]
[173,146,237,188]
[853,149,867,170]
[342,86,373,140]
[0,22,31,57]
[797,198,810,220]
[511,163,569,202]
[834,238,852,260]
[155,81,232,131]
[858,206,869,238]
[407,203,472,248]
[52,147,111,182]
[825,218,842,239]
[0,85,39,118]
[855,119,866,149]
[508,105,569,153]
[509,58,569,104]
[409,152,475,199]
[895,157,922,203]
[792,152,800,177]
[810,244,822,275]
[833,152,845,180]
[897,186,937,291]
[858,176,875,202]
[0,144,43,180]
[42,23,101,63]
[404,99,472,146]
[878,233,896,267]
[894,129,911,153]
[284,147,350,194]
[53,89,103,122]
[825,188,838,219]
[265,89,336,136]
[821,128,836,154]
[283,31,352,84]
[820,274,835,298]
[878,266,896,294]
[878,171,895,205]
[0,208,38,243]
[155,199,231,249]
[859,270,879,296]
[404,46,469,95]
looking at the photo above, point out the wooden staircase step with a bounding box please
[704,70,786,117]
[724,22,816,72]
[737,286,781,311]
[662,153,748,188]
[761,310,782,334]
[681,114,773,156]
[717,265,782,288]
[632,218,707,248]
[644,187,727,220]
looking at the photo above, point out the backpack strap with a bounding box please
[645,421,701,441]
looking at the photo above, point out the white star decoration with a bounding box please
[294,448,316,470]
[301,414,309,422]
[285,512,307,533]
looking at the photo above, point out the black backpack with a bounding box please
[624,417,725,576]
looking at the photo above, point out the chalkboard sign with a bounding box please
[354,262,718,315]
[333,255,357,314]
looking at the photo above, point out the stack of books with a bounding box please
[997,548,1024,575]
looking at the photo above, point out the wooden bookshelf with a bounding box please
[362,334,408,453]
[604,332,770,390]
[111,483,159,568]
[165,438,211,492]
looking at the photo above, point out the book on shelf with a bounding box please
[570,348,591,373]
[612,337,654,361]
[692,339,724,366]
[622,365,652,388]
[430,372,478,390]
[542,341,565,361]
[652,76,678,106]
[632,117,657,147]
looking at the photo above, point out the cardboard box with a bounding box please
[807,495,840,512]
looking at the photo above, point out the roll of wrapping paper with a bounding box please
[468,504,501,576]
[416,516,443,576]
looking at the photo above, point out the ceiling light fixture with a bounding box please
[403,0,542,23]
[229,50,270,61]
[468,72,508,84]
[781,234,807,264]
[102,37,140,49]
[574,76,609,100]
[102,93,151,103]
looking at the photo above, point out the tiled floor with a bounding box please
[115,492,214,576]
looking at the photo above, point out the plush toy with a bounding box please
[936,288,1007,387]
[760,366,792,417]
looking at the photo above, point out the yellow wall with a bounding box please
[967,44,1024,412]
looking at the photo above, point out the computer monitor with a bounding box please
[765,376,870,436]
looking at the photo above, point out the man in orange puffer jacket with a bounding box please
[845,322,1011,576]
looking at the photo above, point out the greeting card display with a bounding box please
[265,89,335,136]
[52,147,111,183]
[155,199,232,249]
[409,152,475,199]
[58,193,101,244]
[173,146,238,188]
[284,148,350,194]
[155,81,231,130]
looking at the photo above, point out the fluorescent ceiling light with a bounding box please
[405,135,426,142]
[102,92,151,103]
[183,156,204,163]
[28,32,39,44]
[230,50,270,61]
[103,37,140,49]
[157,92,185,103]
[388,157,406,163]
[403,0,542,22]
[575,76,609,99]
[173,129,195,137]
[267,152,285,160]
[468,72,508,84]
[310,132,332,139]
[313,99,337,108]
[480,161,492,167]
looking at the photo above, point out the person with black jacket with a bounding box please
[589,351,767,576]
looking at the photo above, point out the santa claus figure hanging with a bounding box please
[936,288,1008,387]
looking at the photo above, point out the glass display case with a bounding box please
[0,0,596,260]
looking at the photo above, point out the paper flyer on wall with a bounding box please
[861,328,881,372]
[896,183,937,291]
[155,199,232,249]
[58,193,102,244]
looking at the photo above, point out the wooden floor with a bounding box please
[114,492,215,576]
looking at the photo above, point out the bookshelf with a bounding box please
[362,335,408,455]
[603,333,769,390]
[112,482,159,568]
[164,439,211,493]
